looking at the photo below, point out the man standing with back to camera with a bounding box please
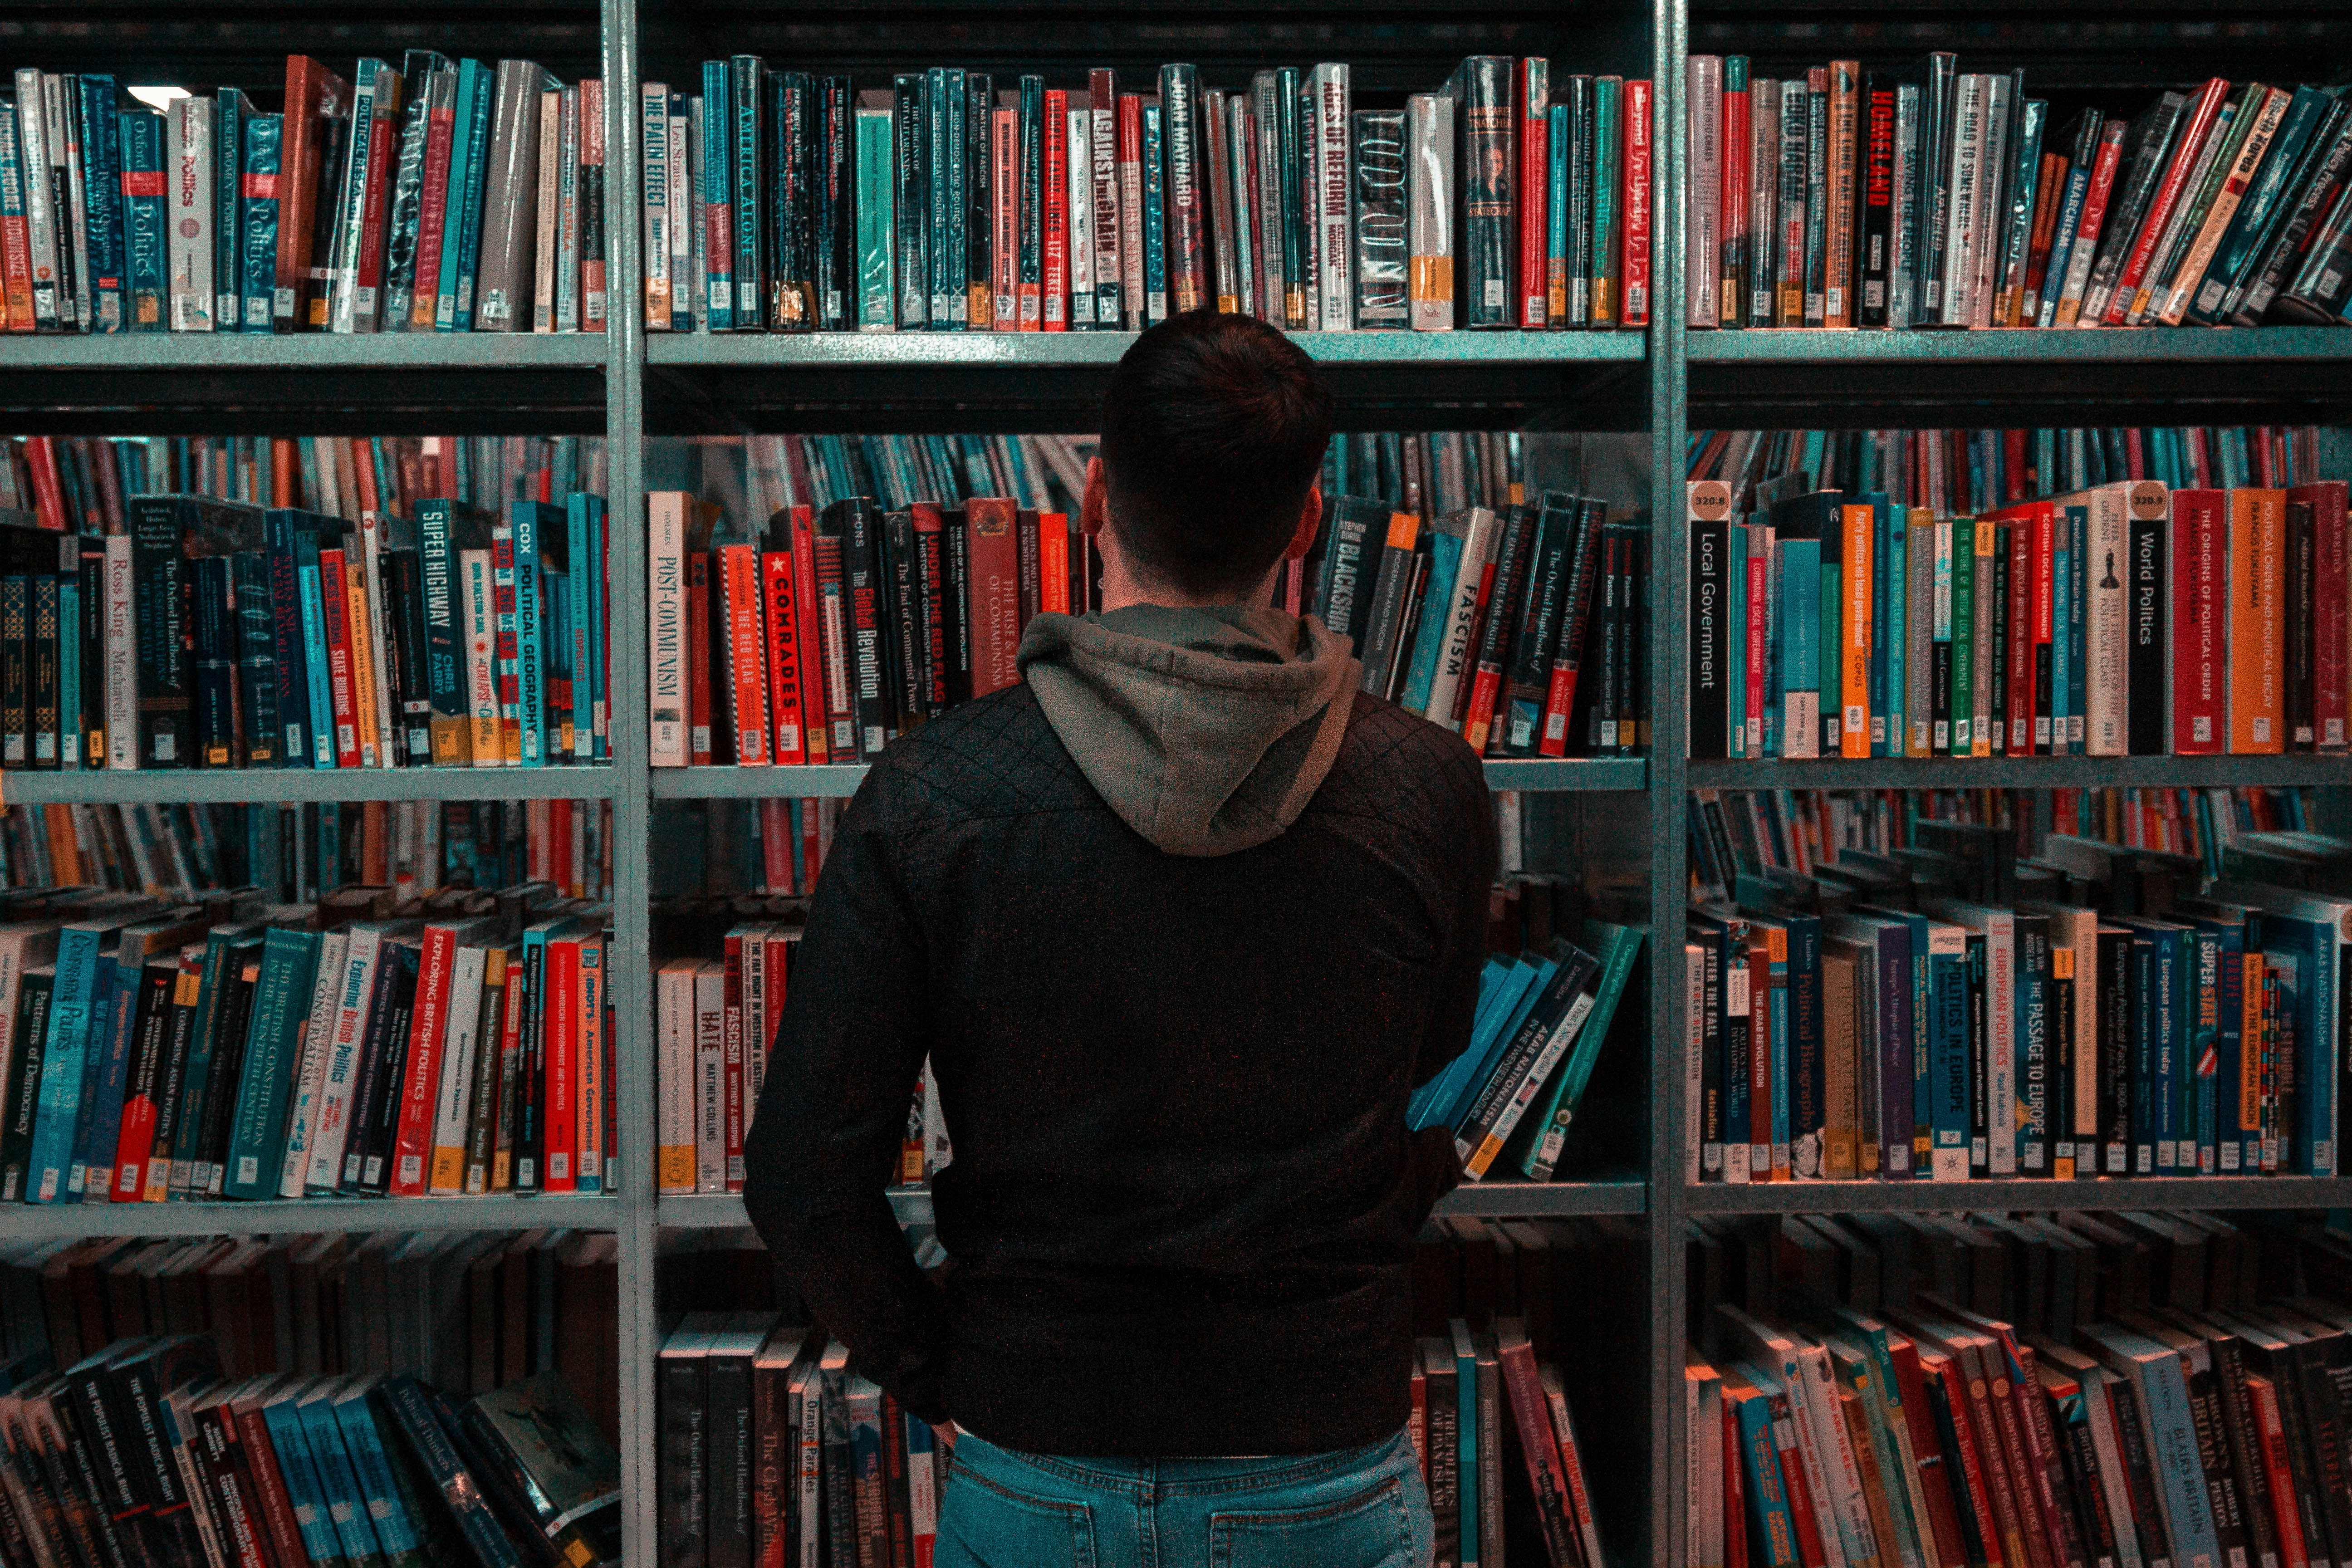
[745,309,1496,1567]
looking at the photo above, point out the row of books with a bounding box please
[655,922,800,1197]
[0,434,606,538]
[1685,1208,2352,1568]
[1684,476,2352,760]
[1684,55,2352,329]
[0,487,613,772]
[0,1331,620,1568]
[0,882,617,1208]
[1695,786,2317,906]
[1408,918,1645,1185]
[643,57,1652,335]
[0,55,608,334]
[1685,820,2352,1184]
[4,1227,616,1416]
[1688,425,2325,526]
[735,798,838,898]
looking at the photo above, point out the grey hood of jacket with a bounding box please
[1015,603,1361,857]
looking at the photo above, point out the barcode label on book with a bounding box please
[549,1152,568,1178]
[398,1155,422,1184]
[777,724,799,753]
[1545,712,1567,741]
[237,1157,259,1184]
[1484,279,1504,308]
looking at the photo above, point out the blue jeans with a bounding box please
[936,1428,1434,1568]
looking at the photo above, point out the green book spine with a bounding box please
[1591,78,1622,325]
[164,926,238,1194]
[855,108,895,329]
[1143,101,1167,324]
[221,926,322,1199]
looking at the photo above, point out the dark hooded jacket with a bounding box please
[742,603,1496,1456]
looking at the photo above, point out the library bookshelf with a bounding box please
[4,1,2350,1565]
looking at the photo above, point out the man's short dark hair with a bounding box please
[1098,309,1335,601]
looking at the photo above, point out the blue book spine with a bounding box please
[58,575,79,770]
[69,956,127,1200]
[447,61,497,331]
[1869,496,1890,755]
[1885,503,1906,757]
[27,926,102,1203]
[264,514,311,765]
[568,495,594,761]
[118,108,166,332]
[1398,531,1463,715]
[294,541,337,768]
[512,503,547,765]
[1769,941,1792,1173]
[1781,539,1820,756]
[1548,104,1569,315]
[701,61,735,332]
[1928,926,1969,1179]
[1734,1383,1802,1568]
[1455,1336,1479,1568]
[299,1396,389,1565]
[1444,958,1554,1135]
[241,115,283,332]
[2143,1353,2225,1568]
[261,1401,345,1568]
[78,79,128,332]
[435,60,480,328]
[333,1391,423,1556]
[2270,914,2338,1175]
[1142,101,1167,323]
[1789,917,1824,1176]
[2036,163,2091,326]
[2017,931,2048,1173]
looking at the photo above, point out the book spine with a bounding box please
[1686,56,1722,327]
[1518,59,1549,329]
[167,97,216,330]
[1117,93,1145,328]
[1090,69,1122,329]
[1042,90,1068,328]
[1623,79,1651,326]
[1459,57,1514,328]
[1407,93,1455,330]
[1825,61,1860,327]
[1354,109,1408,328]
[1859,77,1896,326]
[1018,77,1043,328]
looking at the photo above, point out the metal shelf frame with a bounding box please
[0,6,2347,1568]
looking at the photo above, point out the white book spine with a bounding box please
[1091,106,1120,323]
[359,511,396,768]
[642,83,671,330]
[1724,956,1752,1183]
[797,1362,824,1564]
[1065,111,1094,322]
[1685,944,1705,1185]
[305,927,384,1192]
[167,98,215,331]
[1942,75,1987,326]
[647,491,687,765]
[1313,64,1352,330]
[103,537,136,769]
[695,961,725,1193]
[426,945,487,1192]
[1406,93,1453,332]
[1422,506,1498,727]
[49,78,90,332]
[657,961,696,1194]
[1801,1346,1882,1568]
[1967,75,2010,329]
[534,88,562,332]
[1781,1359,1853,1568]
[2087,488,2129,755]
[681,96,703,328]
[12,75,57,328]
[1686,56,1723,327]
[278,928,351,1197]
[1750,80,1780,325]
[1117,114,1144,327]
[2077,1367,2148,1568]
[328,67,379,333]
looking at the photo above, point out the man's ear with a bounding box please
[1284,481,1323,561]
[1080,456,1108,538]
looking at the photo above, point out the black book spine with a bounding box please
[771,72,815,331]
[2096,929,2130,1172]
[2210,1338,2282,1568]
[78,543,105,768]
[1689,508,1729,759]
[127,497,192,767]
[965,72,992,329]
[2288,498,2316,749]
[2232,114,2352,324]
[818,78,852,331]
[352,939,419,1195]
[941,510,971,706]
[192,557,239,767]
[0,575,26,769]
[2256,1346,2335,1568]
[28,573,58,770]
[1015,508,1042,627]
[910,515,947,722]
[2126,508,2167,755]
[388,547,432,762]
[1585,528,1623,752]
[1858,73,1897,327]
[0,974,55,1200]
[822,1378,855,1568]
[657,1349,709,1568]
[881,512,926,735]
[191,949,260,1194]
[108,1358,209,1568]
[1455,56,1512,328]
[893,74,928,329]
[515,936,546,1192]
[1019,76,1044,323]
[44,1394,137,1568]
[229,553,279,766]
[338,937,410,1191]
[1499,498,1577,755]
[843,502,896,758]
[1161,64,1206,313]
[1630,527,1651,751]
[706,1348,752,1568]
[730,55,765,330]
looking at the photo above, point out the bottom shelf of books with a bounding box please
[1686,1206,2352,1568]
[0,1224,623,1568]
[655,1213,1656,1568]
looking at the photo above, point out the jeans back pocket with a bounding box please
[936,1460,1099,1568]
[1208,1473,1416,1568]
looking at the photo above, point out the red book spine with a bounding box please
[1720,76,1749,329]
[2296,481,2348,750]
[1496,1335,1579,1568]
[761,548,806,764]
[723,929,745,1192]
[2171,487,2227,753]
[410,97,457,328]
[720,543,771,765]
[318,548,364,768]
[810,528,858,755]
[1890,1341,1971,1568]
[2019,152,2066,311]
[233,1403,312,1568]
[353,86,399,317]
[389,924,457,1197]
[2006,519,2033,755]
[759,800,789,891]
[1536,522,1603,757]
[1769,1384,1831,1568]
[992,107,1019,331]
[2004,430,2029,505]
[1116,93,1145,328]
[1042,90,1069,329]
[1038,513,1070,617]
[763,929,794,1049]
[686,552,714,765]
[2104,77,2229,323]
[799,799,823,890]
[2248,1376,2311,1568]
[911,505,949,710]
[542,938,578,1192]
[23,439,66,532]
[1929,1354,2007,1568]
[0,172,30,329]
[1622,81,1653,326]
[788,508,829,763]
[1722,1398,1749,1568]
[964,499,1022,698]
[1518,60,1549,329]
[2032,511,2054,754]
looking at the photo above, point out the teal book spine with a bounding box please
[1727,524,1746,756]
[262,1397,348,1568]
[295,531,337,766]
[730,54,764,327]
[1142,101,1167,324]
[167,927,236,1192]
[240,115,283,332]
[854,106,895,329]
[1591,78,1621,322]
[1735,1382,1803,1568]
[1398,531,1463,714]
[446,59,496,330]
[216,88,247,328]
[299,1394,390,1568]
[67,956,128,1198]
[512,501,551,765]
[333,1387,427,1567]
[223,926,322,1199]
[1453,1326,1479,1568]
[2050,523,2071,754]
[119,108,167,331]
[1780,537,1819,756]
[57,573,78,769]
[567,494,594,760]
[588,494,608,761]
[27,926,103,1203]
[2128,935,2155,1173]
[1547,103,1568,323]
[78,78,128,332]
[701,61,736,332]
[2154,927,2182,1171]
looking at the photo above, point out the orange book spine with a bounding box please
[2228,487,2285,753]
[720,543,771,764]
[1840,503,1872,756]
